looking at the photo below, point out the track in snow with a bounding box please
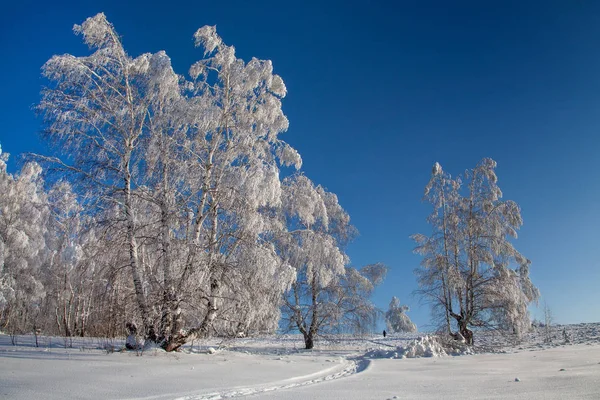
[173,356,371,400]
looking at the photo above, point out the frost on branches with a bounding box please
[0,147,49,336]
[278,175,386,349]
[30,13,380,351]
[412,158,539,344]
[385,297,417,333]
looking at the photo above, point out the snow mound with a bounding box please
[143,341,167,354]
[403,336,447,358]
[366,335,473,359]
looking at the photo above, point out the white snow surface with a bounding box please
[1,324,599,399]
[365,335,473,359]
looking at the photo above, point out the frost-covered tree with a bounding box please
[412,162,461,335]
[34,13,384,351]
[413,159,539,344]
[279,175,384,348]
[43,182,100,338]
[0,146,49,335]
[385,297,416,333]
[38,13,302,350]
[157,22,300,351]
[38,13,169,340]
[332,263,388,335]
[278,174,348,349]
[542,301,553,343]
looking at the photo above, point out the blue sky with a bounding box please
[1,0,599,329]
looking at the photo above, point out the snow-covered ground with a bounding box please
[1,324,599,399]
[258,344,600,400]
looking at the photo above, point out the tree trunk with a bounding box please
[196,202,221,338]
[124,161,155,342]
[303,333,314,350]
[459,321,473,345]
[162,323,210,352]
[306,272,319,350]
[159,196,174,343]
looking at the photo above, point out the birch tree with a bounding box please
[38,14,301,347]
[43,182,101,338]
[159,24,300,351]
[38,13,164,339]
[329,263,388,335]
[412,162,461,335]
[413,158,539,344]
[278,175,383,348]
[37,13,373,352]
[278,174,347,349]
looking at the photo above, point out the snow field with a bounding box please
[2,327,600,399]
[0,334,360,400]
[257,343,600,400]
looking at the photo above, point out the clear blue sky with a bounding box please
[1,0,599,329]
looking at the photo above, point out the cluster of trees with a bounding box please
[0,14,387,350]
[1,14,538,351]
[413,160,539,344]
[0,149,48,336]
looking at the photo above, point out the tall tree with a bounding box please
[159,23,300,351]
[413,159,539,344]
[36,14,376,353]
[38,13,169,339]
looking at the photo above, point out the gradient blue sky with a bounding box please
[1,0,599,329]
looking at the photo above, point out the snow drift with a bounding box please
[366,335,474,359]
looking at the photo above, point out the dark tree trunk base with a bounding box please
[460,327,473,345]
[161,326,208,352]
[304,335,314,349]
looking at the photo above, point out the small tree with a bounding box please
[543,302,553,343]
[385,297,417,333]
[332,263,388,335]
[279,175,385,348]
[279,175,350,349]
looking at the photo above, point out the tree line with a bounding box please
[0,14,538,350]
